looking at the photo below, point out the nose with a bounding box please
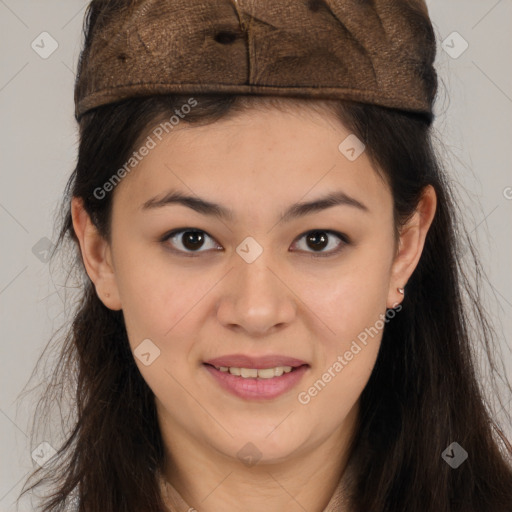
[216,251,297,337]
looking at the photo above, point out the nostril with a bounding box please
[213,31,238,44]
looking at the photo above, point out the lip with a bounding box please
[203,354,308,369]
[203,363,309,400]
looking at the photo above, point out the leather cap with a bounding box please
[74,0,437,122]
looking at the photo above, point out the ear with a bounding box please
[387,185,437,308]
[71,197,122,311]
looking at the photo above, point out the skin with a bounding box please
[71,102,436,512]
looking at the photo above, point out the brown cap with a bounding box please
[74,0,437,121]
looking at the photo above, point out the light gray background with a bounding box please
[1,1,511,510]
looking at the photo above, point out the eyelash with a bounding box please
[160,228,350,258]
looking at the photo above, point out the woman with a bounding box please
[18,0,512,511]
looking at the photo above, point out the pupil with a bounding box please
[183,231,204,250]
[307,231,328,251]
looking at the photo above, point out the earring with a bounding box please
[397,287,404,295]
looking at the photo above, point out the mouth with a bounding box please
[202,360,310,400]
[203,354,308,370]
[203,362,307,379]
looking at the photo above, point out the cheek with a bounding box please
[304,275,385,389]
[295,244,391,408]
[295,270,388,430]
[302,249,392,348]
[116,231,393,349]
[113,245,201,350]
[116,262,203,402]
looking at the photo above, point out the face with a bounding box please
[73,102,435,468]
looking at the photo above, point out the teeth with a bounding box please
[240,368,258,378]
[216,366,294,379]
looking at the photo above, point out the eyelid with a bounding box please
[160,228,350,257]
[291,229,350,258]
[160,228,221,256]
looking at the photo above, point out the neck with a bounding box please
[159,402,359,512]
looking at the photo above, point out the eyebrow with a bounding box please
[141,188,370,222]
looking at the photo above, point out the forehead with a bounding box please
[112,104,392,222]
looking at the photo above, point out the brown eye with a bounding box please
[181,231,205,251]
[161,228,349,258]
[306,231,329,251]
[162,229,221,255]
[292,230,349,257]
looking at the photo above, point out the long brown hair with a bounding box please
[17,2,512,512]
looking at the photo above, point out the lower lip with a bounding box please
[203,364,309,400]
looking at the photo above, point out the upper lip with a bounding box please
[204,354,308,369]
